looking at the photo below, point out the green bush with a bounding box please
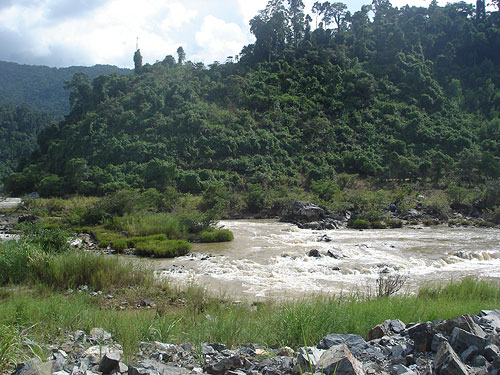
[134,240,191,258]
[115,213,183,238]
[371,221,386,229]
[387,219,403,228]
[348,219,371,229]
[19,222,72,254]
[0,241,38,285]
[199,229,234,242]
[28,250,153,290]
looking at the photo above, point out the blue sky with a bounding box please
[0,0,440,68]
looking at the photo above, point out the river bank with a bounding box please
[9,308,500,375]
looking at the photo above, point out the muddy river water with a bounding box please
[152,220,500,300]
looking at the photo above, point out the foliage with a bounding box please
[134,239,191,258]
[18,222,72,254]
[199,229,234,242]
[348,218,371,229]
[3,0,500,212]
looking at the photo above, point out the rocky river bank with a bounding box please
[11,310,500,375]
[279,201,498,230]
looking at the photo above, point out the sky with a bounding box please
[0,0,446,69]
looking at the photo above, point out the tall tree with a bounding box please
[177,46,186,65]
[287,0,306,46]
[133,49,143,73]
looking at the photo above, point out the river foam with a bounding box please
[155,220,500,300]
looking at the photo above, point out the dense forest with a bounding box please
[4,0,500,201]
[0,102,56,182]
[0,61,131,116]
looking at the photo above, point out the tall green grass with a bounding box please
[114,213,184,238]
[1,278,499,365]
[29,251,154,291]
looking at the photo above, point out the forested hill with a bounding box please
[0,61,132,116]
[5,0,500,197]
[0,102,56,181]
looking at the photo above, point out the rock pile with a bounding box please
[12,310,500,375]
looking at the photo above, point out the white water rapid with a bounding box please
[154,220,500,300]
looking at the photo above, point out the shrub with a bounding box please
[387,219,403,228]
[0,241,37,285]
[115,213,183,238]
[348,219,371,229]
[28,250,153,290]
[199,229,234,242]
[134,240,191,258]
[371,221,386,229]
[19,222,72,254]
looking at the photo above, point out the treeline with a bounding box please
[4,0,500,198]
[0,102,56,182]
[0,61,131,116]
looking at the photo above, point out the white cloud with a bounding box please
[194,15,250,63]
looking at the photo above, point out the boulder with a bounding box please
[317,333,383,362]
[98,352,121,374]
[434,315,486,337]
[367,320,406,341]
[317,344,365,375]
[296,346,325,372]
[280,201,325,223]
[434,342,469,375]
[406,322,434,353]
[308,249,321,258]
[205,356,247,375]
[450,327,488,354]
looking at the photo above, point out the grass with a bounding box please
[134,239,191,258]
[113,213,184,238]
[1,277,499,367]
[199,229,234,243]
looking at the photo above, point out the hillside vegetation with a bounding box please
[5,0,500,206]
[0,102,56,181]
[0,61,131,116]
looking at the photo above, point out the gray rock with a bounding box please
[12,361,53,375]
[461,345,479,362]
[205,356,246,375]
[390,364,416,375]
[434,341,469,375]
[297,346,325,372]
[281,201,325,223]
[98,352,121,374]
[367,320,406,341]
[308,249,321,258]
[318,333,383,363]
[434,315,486,337]
[471,355,488,368]
[450,327,488,354]
[406,323,434,353]
[481,344,500,362]
[317,344,365,375]
[51,351,68,373]
[431,333,448,353]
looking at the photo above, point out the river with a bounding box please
[152,220,500,300]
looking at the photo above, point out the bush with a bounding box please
[348,219,371,229]
[19,222,72,254]
[0,241,37,285]
[134,240,191,258]
[114,213,183,238]
[28,250,153,290]
[387,219,403,228]
[371,221,386,229]
[199,229,234,242]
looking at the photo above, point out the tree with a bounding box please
[177,46,186,65]
[326,2,349,29]
[133,49,143,73]
[287,0,306,46]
